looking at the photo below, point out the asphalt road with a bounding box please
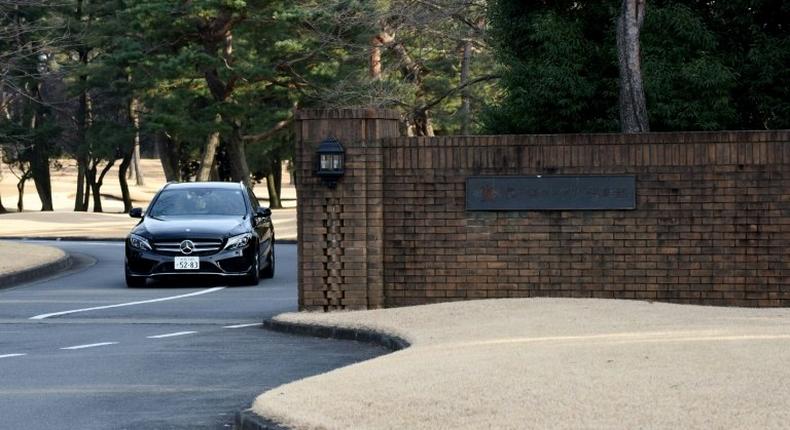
[0,241,386,429]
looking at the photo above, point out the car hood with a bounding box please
[133,215,248,240]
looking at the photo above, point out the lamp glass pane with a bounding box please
[320,154,329,170]
[332,154,342,170]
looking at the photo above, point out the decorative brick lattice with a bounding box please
[323,197,345,310]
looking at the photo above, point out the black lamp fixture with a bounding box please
[314,136,345,188]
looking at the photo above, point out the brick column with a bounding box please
[294,109,401,311]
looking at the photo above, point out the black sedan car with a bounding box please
[124,182,274,287]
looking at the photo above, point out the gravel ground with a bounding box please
[0,209,297,241]
[252,298,790,430]
[0,240,66,277]
[0,156,297,241]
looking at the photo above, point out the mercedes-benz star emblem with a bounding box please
[179,240,195,255]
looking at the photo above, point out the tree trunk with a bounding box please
[16,181,24,212]
[265,158,283,209]
[74,45,91,211]
[155,134,180,182]
[225,122,251,187]
[617,0,649,132]
[411,109,435,137]
[119,147,133,213]
[459,38,473,136]
[273,158,282,199]
[90,180,101,212]
[91,159,115,213]
[132,143,143,185]
[199,25,252,187]
[197,126,220,181]
[74,155,87,211]
[31,150,53,211]
[82,165,91,211]
[86,162,98,211]
[128,96,144,186]
[266,173,281,209]
[26,82,53,211]
[16,174,28,212]
[378,30,433,135]
[378,30,426,84]
[370,34,383,79]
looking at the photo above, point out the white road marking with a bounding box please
[223,323,262,329]
[60,342,118,350]
[0,353,27,359]
[147,331,197,339]
[30,287,226,320]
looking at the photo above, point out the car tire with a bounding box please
[125,269,146,288]
[261,243,275,279]
[241,248,260,286]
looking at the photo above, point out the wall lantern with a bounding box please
[314,137,345,188]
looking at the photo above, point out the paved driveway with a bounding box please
[0,241,385,429]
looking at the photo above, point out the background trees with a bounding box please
[484,0,789,133]
[1,0,65,211]
[1,0,788,213]
[292,0,498,136]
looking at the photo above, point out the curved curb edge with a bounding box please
[262,319,411,351]
[0,253,72,290]
[235,410,290,430]
[234,319,411,430]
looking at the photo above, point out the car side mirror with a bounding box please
[256,207,272,218]
[129,207,143,218]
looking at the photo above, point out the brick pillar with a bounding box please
[294,109,401,311]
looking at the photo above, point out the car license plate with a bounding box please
[174,256,200,270]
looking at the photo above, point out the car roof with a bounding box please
[163,181,243,190]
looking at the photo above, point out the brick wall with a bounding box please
[296,109,790,310]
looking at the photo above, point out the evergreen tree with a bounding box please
[484,0,788,133]
[121,0,304,196]
[0,1,62,211]
[641,3,736,130]
[685,0,790,129]
[483,0,617,133]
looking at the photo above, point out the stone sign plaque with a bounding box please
[466,176,636,211]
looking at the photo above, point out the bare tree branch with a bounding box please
[241,118,293,142]
[416,73,500,114]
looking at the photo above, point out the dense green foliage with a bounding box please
[2,0,498,211]
[1,1,788,211]
[485,0,790,133]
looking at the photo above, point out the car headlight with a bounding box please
[129,234,152,251]
[224,233,252,250]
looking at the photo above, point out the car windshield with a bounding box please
[148,188,247,217]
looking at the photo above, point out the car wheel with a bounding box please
[261,243,275,279]
[125,268,146,288]
[241,248,260,286]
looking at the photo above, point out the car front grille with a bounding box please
[153,239,223,255]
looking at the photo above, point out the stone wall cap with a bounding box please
[296,108,401,121]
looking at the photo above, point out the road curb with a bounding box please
[262,319,411,351]
[235,410,290,430]
[0,253,73,289]
[235,319,410,430]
